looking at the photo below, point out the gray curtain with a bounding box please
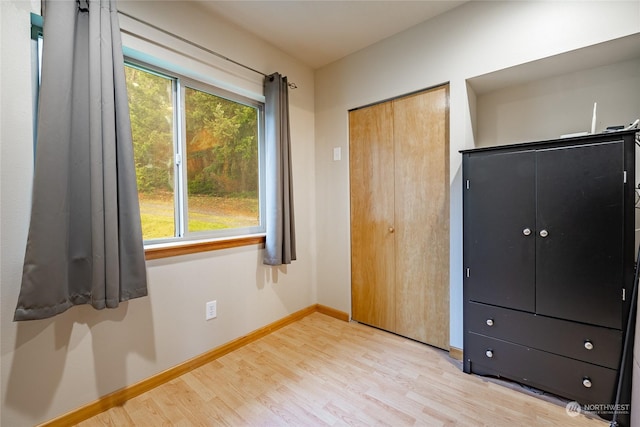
[263,73,296,265]
[14,0,147,321]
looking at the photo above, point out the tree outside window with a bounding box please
[124,64,263,242]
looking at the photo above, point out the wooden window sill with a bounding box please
[145,235,265,260]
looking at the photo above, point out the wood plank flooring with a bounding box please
[77,313,606,426]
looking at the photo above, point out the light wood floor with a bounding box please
[78,313,606,426]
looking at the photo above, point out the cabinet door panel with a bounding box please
[536,142,624,329]
[465,151,536,311]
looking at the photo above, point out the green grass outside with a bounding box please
[139,193,258,240]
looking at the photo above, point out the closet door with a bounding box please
[350,85,450,349]
[350,102,396,331]
[394,87,450,349]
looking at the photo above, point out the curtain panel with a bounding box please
[263,73,296,266]
[14,0,147,321]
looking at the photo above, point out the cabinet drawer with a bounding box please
[467,332,617,405]
[467,302,622,369]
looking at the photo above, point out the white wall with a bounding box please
[0,1,316,426]
[474,58,640,147]
[314,0,640,351]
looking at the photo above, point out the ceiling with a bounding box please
[196,1,467,69]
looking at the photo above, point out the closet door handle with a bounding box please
[539,229,549,238]
[523,228,532,236]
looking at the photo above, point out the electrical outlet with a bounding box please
[206,300,217,320]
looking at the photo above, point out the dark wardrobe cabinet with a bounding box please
[462,130,637,424]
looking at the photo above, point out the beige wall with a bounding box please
[474,58,640,147]
[0,1,316,426]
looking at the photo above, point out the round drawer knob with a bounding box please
[485,350,493,358]
[388,227,395,233]
[523,228,531,236]
[486,319,494,327]
[539,229,549,238]
[583,378,592,388]
[584,341,594,350]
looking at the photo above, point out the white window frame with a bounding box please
[31,13,43,154]
[125,59,267,245]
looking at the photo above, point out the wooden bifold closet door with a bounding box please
[350,85,450,350]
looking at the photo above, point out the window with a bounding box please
[30,15,265,249]
[124,62,265,243]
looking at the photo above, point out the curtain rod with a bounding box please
[117,10,297,89]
